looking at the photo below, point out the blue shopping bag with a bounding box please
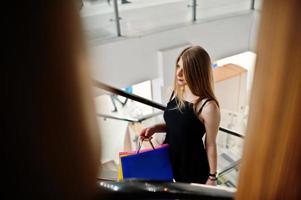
[120,138,174,181]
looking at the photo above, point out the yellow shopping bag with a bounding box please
[118,153,130,180]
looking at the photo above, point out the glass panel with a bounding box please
[94,87,163,180]
[217,129,244,188]
[197,0,251,20]
[218,165,240,188]
[80,0,118,42]
[118,0,191,37]
[220,109,248,136]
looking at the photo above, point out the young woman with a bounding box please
[140,46,220,185]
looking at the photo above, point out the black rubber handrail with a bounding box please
[94,80,166,110]
[96,179,234,200]
[93,80,244,139]
[219,127,244,138]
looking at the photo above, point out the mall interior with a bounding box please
[4,0,301,199]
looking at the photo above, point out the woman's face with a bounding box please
[176,57,186,86]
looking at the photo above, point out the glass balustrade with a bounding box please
[80,0,260,42]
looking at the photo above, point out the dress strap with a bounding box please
[169,91,175,102]
[197,99,212,115]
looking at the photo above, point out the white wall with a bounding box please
[89,11,255,88]
[156,43,191,104]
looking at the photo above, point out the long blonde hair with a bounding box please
[173,46,219,113]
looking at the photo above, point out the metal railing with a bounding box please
[97,111,163,123]
[83,0,258,38]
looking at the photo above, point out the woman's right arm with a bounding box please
[140,123,166,138]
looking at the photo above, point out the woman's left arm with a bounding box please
[199,101,220,186]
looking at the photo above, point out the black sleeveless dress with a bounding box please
[163,98,210,183]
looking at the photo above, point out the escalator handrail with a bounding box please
[94,80,166,110]
[219,127,244,138]
[97,179,235,200]
[94,80,244,139]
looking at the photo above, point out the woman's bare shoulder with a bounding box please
[195,99,219,123]
[202,100,219,114]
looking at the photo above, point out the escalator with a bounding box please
[96,179,235,199]
[94,80,245,199]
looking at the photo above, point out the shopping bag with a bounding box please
[117,137,157,181]
[117,152,130,181]
[118,143,166,180]
[119,138,173,181]
[118,142,162,180]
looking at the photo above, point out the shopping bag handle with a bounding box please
[137,137,155,154]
